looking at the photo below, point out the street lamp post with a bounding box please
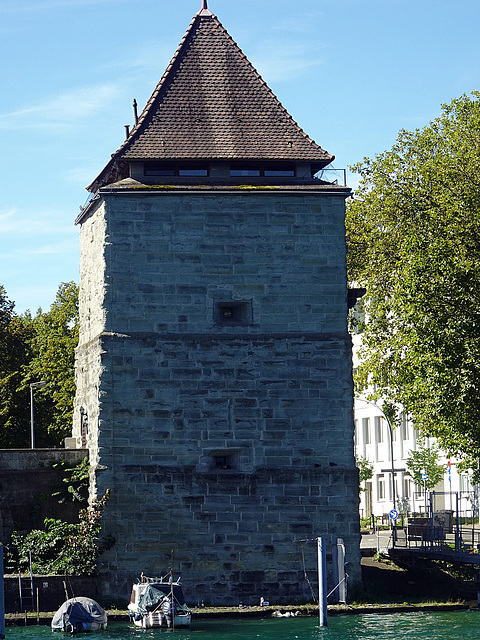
[30,381,47,449]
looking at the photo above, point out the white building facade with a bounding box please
[352,333,474,521]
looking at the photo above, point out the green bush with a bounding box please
[8,490,112,575]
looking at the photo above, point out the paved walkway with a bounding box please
[361,530,393,554]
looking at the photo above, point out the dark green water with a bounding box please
[5,611,480,640]
[4,612,480,640]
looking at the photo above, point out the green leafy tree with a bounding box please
[356,455,373,492]
[24,282,79,446]
[346,92,480,477]
[406,440,445,491]
[0,282,78,448]
[0,286,33,447]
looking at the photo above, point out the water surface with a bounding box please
[5,611,480,640]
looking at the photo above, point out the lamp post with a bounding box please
[30,381,46,449]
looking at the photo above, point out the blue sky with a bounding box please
[2,0,480,314]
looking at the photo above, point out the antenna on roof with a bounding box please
[133,99,138,125]
[201,0,208,9]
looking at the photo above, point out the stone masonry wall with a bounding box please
[0,449,88,542]
[74,189,361,605]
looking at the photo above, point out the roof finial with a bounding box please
[198,0,211,15]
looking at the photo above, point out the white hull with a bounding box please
[132,612,192,629]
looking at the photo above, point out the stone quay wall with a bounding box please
[0,449,88,543]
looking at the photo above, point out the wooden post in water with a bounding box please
[317,537,327,627]
[0,544,5,639]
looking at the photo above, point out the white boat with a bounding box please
[128,572,192,629]
[51,596,108,633]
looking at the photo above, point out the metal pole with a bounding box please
[355,397,397,513]
[455,491,461,551]
[30,384,35,450]
[317,537,327,627]
[337,539,346,603]
[29,382,46,449]
[0,544,5,640]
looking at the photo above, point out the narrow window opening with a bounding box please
[144,162,209,176]
[230,164,261,177]
[230,162,295,177]
[145,162,175,176]
[264,163,295,177]
[179,165,208,177]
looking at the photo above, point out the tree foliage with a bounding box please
[0,286,33,447]
[406,439,445,491]
[0,282,78,448]
[356,455,374,491]
[346,92,480,477]
[26,281,79,445]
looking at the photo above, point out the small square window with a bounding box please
[214,301,252,326]
[209,449,240,471]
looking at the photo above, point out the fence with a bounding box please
[391,491,480,557]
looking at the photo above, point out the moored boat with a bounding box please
[51,596,108,633]
[128,572,192,629]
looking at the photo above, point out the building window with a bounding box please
[375,416,384,444]
[229,162,295,177]
[144,162,208,176]
[264,163,295,177]
[400,413,409,441]
[145,162,175,176]
[179,165,209,176]
[230,164,260,177]
[214,301,252,326]
[377,474,385,501]
[362,418,370,445]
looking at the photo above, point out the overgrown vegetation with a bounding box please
[6,490,113,575]
[51,456,90,504]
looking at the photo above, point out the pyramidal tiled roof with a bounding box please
[88,4,333,191]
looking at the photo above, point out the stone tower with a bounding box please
[73,1,361,604]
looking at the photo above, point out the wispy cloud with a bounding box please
[250,40,325,83]
[18,238,79,257]
[0,209,76,237]
[0,84,120,130]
